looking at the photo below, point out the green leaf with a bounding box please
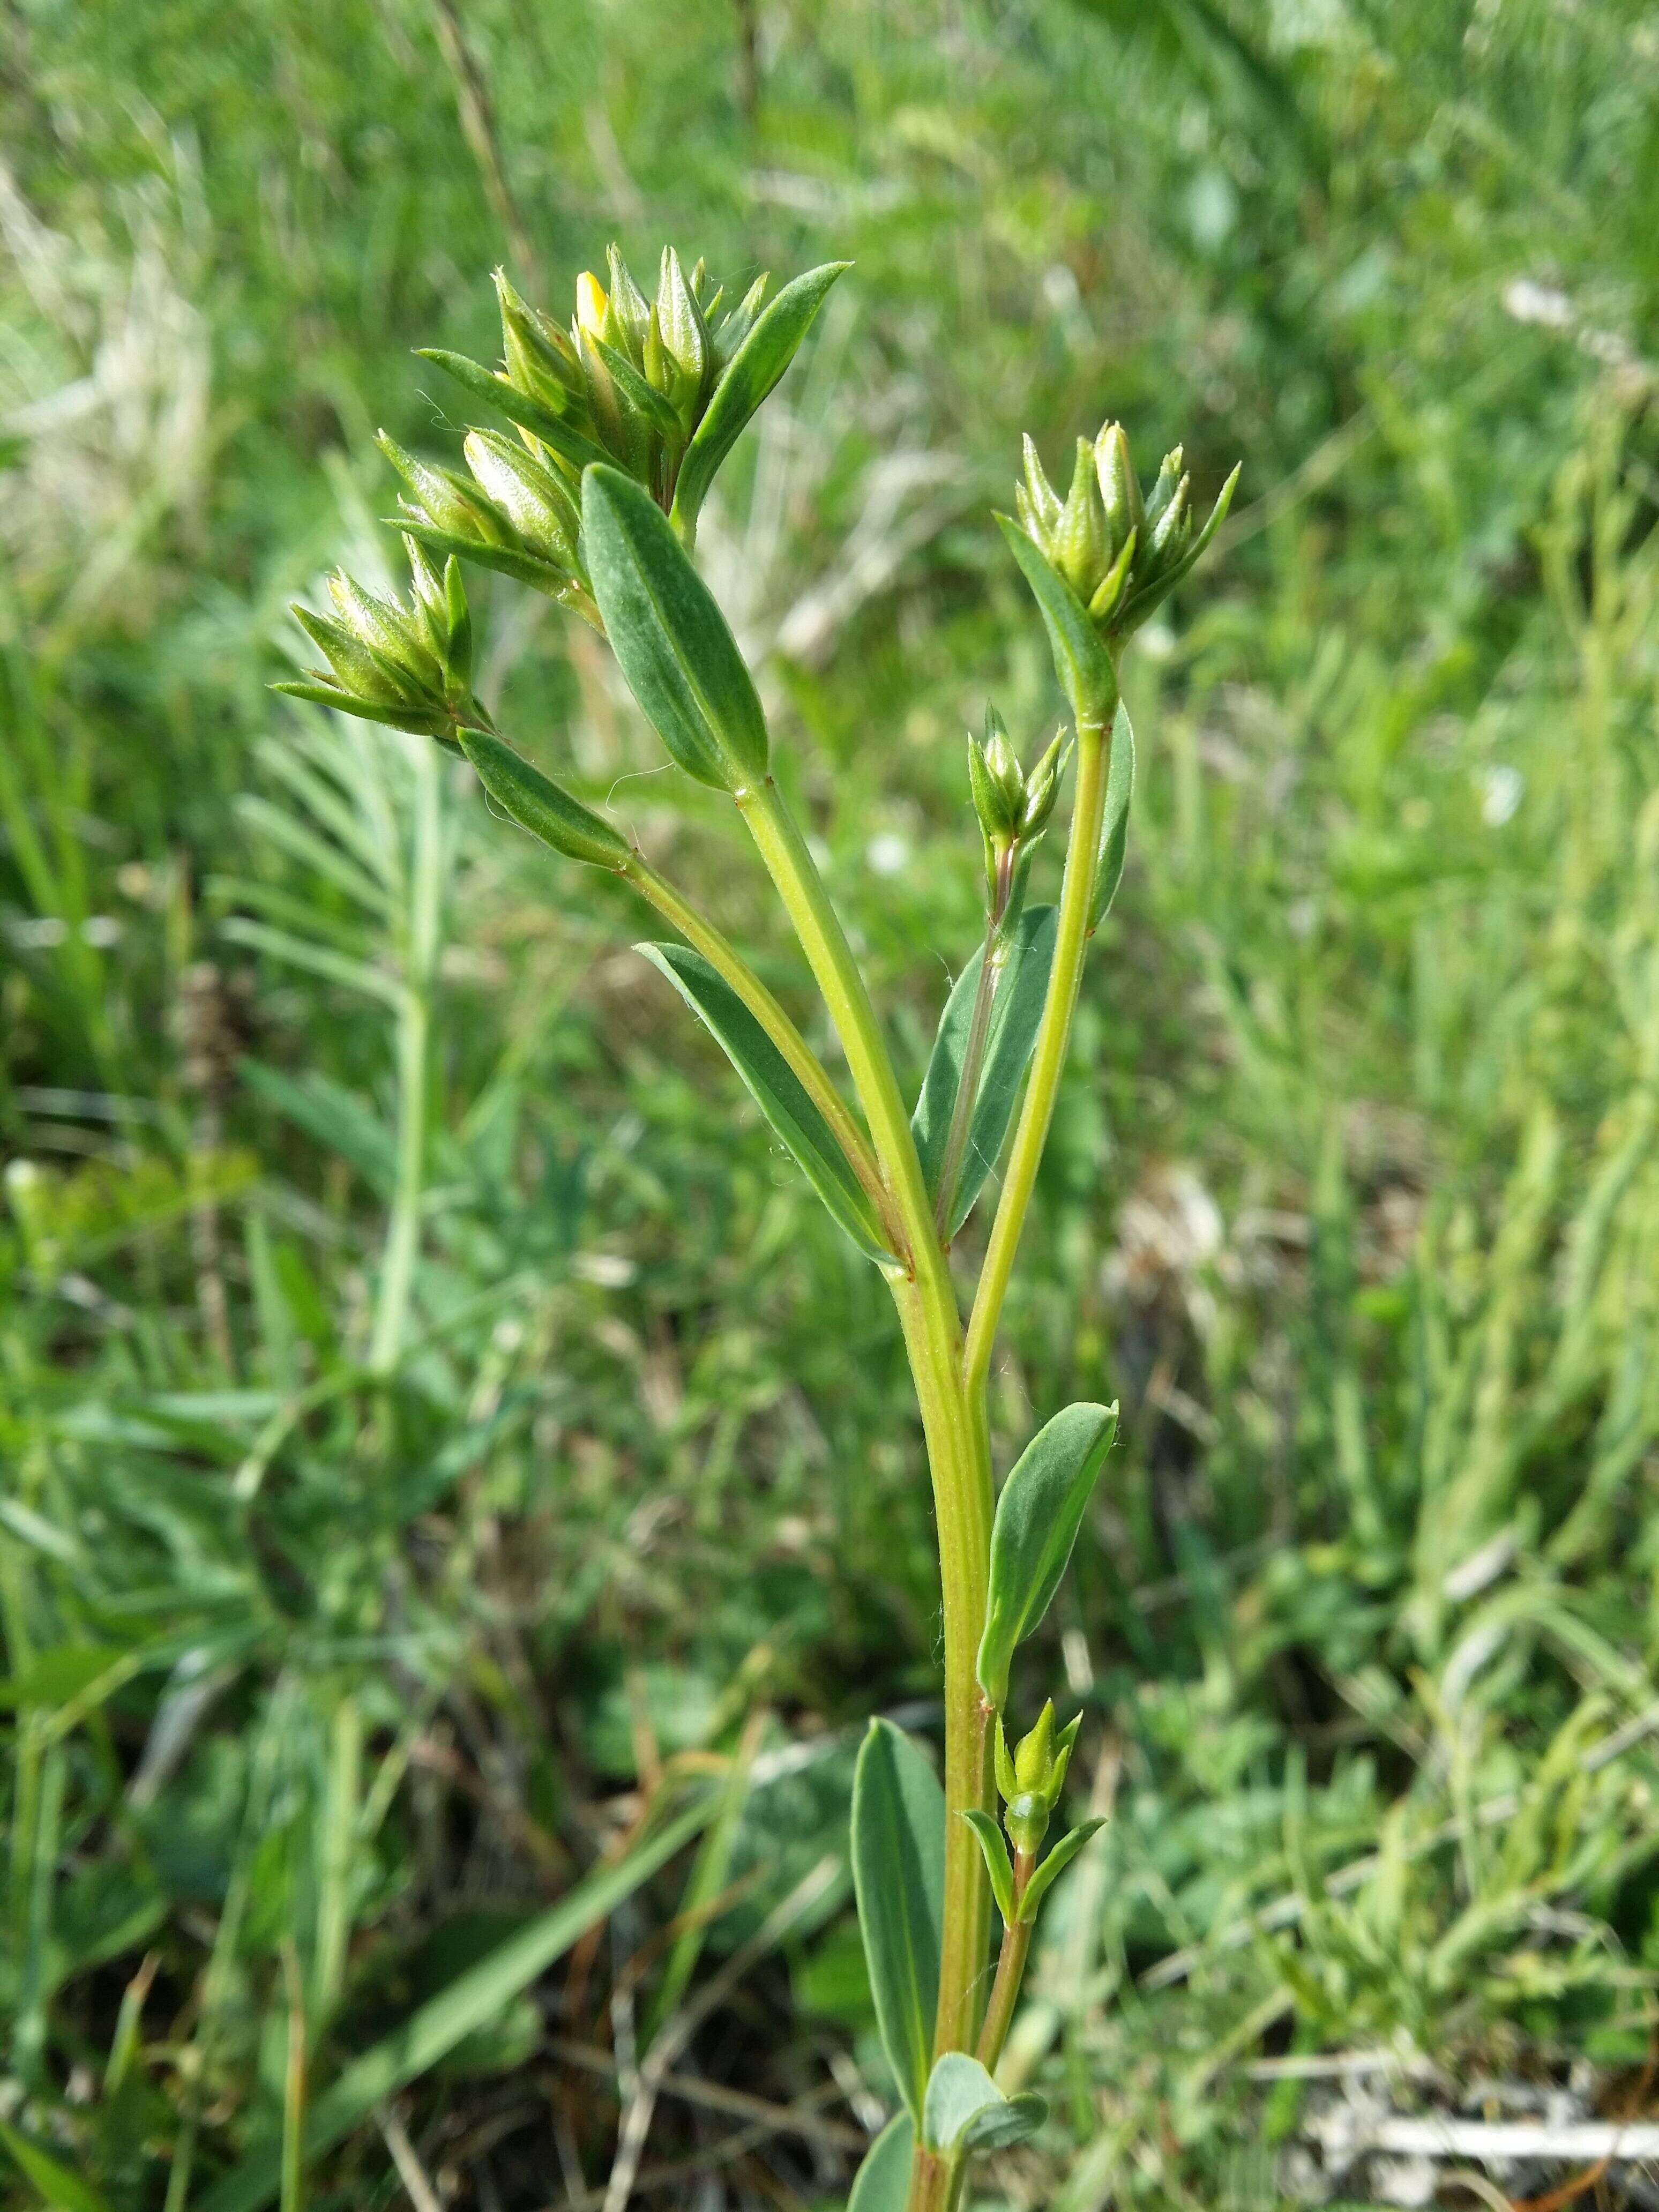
[0,2120,113,2212]
[962,2088,1048,2154]
[671,263,850,533]
[961,1809,1015,1926]
[392,519,573,598]
[637,943,891,1264]
[1018,1818,1106,1925]
[921,2053,1047,2156]
[195,1791,716,2212]
[847,2111,914,2212]
[459,731,631,872]
[996,516,1118,730]
[975,1402,1119,1708]
[581,465,769,791]
[851,1719,945,2125]
[1090,702,1135,929]
[414,348,611,475]
[911,903,1058,1233]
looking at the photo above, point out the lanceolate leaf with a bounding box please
[195,1792,717,2212]
[962,2088,1048,2154]
[851,1720,945,2125]
[1090,701,1135,929]
[394,520,571,597]
[996,516,1118,730]
[671,263,850,534]
[911,903,1058,1234]
[846,2112,914,2212]
[459,731,631,872]
[582,465,769,791]
[976,1402,1119,1708]
[961,1808,1015,1926]
[1018,1817,1106,1924]
[415,347,612,475]
[921,2052,1047,2157]
[638,944,891,1264]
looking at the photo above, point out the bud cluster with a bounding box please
[1015,423,1239,644]
[274,538,483,744]
[967,706,1070,922]
[387,245,788,623]
[993,1698,1080,1859]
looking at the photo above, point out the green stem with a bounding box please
[623,851,893,1240]
[369,742,443,1376]
[975,1852,1034,2072]
[963,704,1116,1414]
[735,778,995,2059]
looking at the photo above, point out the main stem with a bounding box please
[975,1852,1034,2073]
[735,779,996,2065]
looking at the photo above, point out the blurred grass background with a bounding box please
[4,1,1659,2206]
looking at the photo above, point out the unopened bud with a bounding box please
[1094,422,1143,552]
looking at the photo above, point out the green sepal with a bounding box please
[582,464,769,791]
[670,262,850,534]
[392,519,574,599]
[851,1719,944,2125]
[921,2052,1047,2157]
[459,731,630,871]
[1090,702,1135,929]
[1118,462,1240,631]
[637,944,892,1265]
[976,1401,1119,1708]
[271,681,438,733]
[1018,1817,1106,1925]
[847,2111,913,2212]
[961,1809,1015,1926]
[911,903,1058,1235]
[993,1718,1017,1803]
[589,332,686,446]
[996,514,1118,730]
[415,347,612,476]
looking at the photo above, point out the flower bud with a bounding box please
[1094,422,1142,554]
[968,711,1073,919]
[462,430,582,571]
[1053,437,1111,599]
[275,543,483,742]
[417,246,845,537]
[1018,730,1070,841]
[993,1703,1083,1858]
[574,270,609,342]
[605,244,653,361]
[1010,419,1239,651]
[1013,1700,1057,1793]
[969,708,1026,844]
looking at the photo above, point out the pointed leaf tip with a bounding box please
[976,1401,1119,1708]
[670,261,850,532]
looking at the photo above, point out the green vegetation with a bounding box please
[4,3,1659,2207]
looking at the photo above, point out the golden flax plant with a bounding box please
[276,244,1236,2211]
